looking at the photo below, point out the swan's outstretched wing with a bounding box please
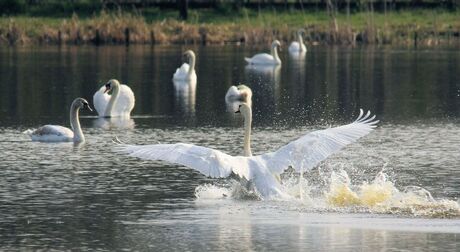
[260,110,378,174]
[117,143,252,179]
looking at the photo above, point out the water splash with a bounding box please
[324,169,460,218]
[195,168,460,218]
[195,180,261,201]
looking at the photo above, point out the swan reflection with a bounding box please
[173,79,197,115]
[289,50,306,62]
[93,117,135,130]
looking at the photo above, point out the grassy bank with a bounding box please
[1,8,459,46]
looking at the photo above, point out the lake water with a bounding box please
[0,45,459,251]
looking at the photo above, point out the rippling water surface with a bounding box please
[0,45,459,251]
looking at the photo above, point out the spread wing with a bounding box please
[116,143,253,180]
[259,110,378,174]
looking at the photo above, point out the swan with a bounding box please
[173,50,197,82]
[117,104,378,200]
[225,84,252,108]
[289,29,307,53]
[25,98,92,143]
[93,79,135,118]
[245,40,282,66]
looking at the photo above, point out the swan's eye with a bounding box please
[105,84,110,89]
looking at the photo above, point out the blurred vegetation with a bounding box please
[0,0,459,46]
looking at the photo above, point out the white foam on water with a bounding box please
[194,167,460,218]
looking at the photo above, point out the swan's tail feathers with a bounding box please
[354,109,379,128]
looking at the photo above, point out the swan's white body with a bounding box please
[118,108,378,200]
[93,79,135,118]
[26,98,92,143]
[173,50,197,82]
[289,29,307,54]
[245,40,282,66]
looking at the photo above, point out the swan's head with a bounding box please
[272,40,281,50]
[236,85,253,104]
[72,98,93,112]
[183,50,195,61]
[104,79,120,93]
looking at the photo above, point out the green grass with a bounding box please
[3,8,459,30]
[1,8,459,45]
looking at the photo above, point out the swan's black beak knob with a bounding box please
[83,103,93,112]
[104,83,111,93]
[235,105,241,113]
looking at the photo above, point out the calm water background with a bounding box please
[0,45,459,251]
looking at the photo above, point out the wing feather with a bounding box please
[117,143,252,179]
[260,109,378,174]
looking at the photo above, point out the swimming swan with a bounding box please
[289,29,307,53]
[117,104,378,199]
[245,40,282,66]
[93,79,135,118]
[26,98,92,143]
[173,50,197,82]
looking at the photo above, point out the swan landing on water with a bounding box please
[117,107,378,200]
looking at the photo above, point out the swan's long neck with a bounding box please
[243,106,252,157]
[104,83,120,117]
[70,105,84,142]
[187,53,196,79]
[271,44,281,64]
[298,32,305,48]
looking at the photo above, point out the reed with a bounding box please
[0,9,459,46]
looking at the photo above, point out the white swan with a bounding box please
[117,104,378,200]
[225,84,253,108]
[245,40,282,65]
[289,29,307,53]
[173,50,197,82]
[93,79,135,118]
[26,98,92,143]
